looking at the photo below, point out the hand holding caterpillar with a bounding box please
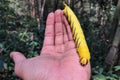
[63,3,91,66]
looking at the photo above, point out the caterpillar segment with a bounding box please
[63,3,90,66]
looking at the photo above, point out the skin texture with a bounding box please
[10,10,91,80]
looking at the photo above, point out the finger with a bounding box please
[63,23,69,43]
[10,52,26,65]
[43,12,55,46]
[55,10,64,45]
[10,52,26,77]
[63,15,73,41]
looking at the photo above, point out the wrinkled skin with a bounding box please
[10,10,91,80]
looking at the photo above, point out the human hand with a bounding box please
[10,10,91,80]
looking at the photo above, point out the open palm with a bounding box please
[10,10,91,80]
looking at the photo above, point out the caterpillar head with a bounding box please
[80,58,88,66]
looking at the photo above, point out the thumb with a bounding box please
[10,52,26,78]
[10,52,26,65]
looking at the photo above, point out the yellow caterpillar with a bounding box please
[63,3,90,66]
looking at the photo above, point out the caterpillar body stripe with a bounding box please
[63,3,90,66]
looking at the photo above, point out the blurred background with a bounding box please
[0,0,120,79]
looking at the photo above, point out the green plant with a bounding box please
[0,0,43,79]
